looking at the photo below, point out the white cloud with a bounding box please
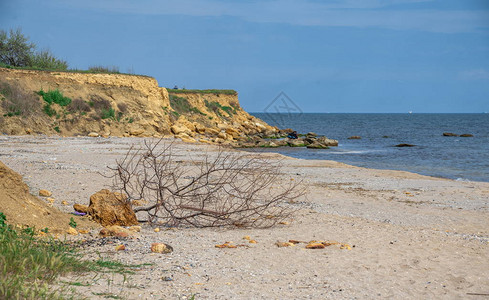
[60,0,489,33]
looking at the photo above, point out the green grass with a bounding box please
[100,108,115,120]
[38,89,71,107]
[43,104,56,117]
[169,94,205,116]
[0,212,152,299]
[0,65,150,77]
[167,88,237,95]
[204,99,235,117]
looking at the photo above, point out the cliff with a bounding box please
[0,68,278,144]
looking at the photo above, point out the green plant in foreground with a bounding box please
[69,217,77,228]
[0,211,152,299]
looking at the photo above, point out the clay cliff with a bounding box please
[0,68,278,144]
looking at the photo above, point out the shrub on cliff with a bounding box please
[0,80,40,117]
[38,89,71,106]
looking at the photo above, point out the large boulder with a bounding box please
[86,189,138,227]
[287,138,306,147]
[317,136,339,147]
[306,142,329,149]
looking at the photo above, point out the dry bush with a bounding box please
[90,95,111,111]
[117,102,128,113]
[67,98,91,112]
[108,140,304,228]
[0,80,40,116]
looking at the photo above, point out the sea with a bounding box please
[250,113,489,182]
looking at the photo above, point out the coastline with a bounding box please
[1,135,488,299]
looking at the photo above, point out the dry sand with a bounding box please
[0,135,488,299]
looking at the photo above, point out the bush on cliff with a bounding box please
[0,80,40,117]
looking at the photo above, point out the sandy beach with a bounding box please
[1,135,488,299]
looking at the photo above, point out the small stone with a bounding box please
[278,221,290,225]
[66,227,78,235]
[115,244,126,251]
[88,132,99,137]
[78,229,89,234]
[39,189,52,197]
[154,228,160,232]
[151,243,173,254]
[46,197,55,203]
[61,201,68,205]
[305,243,326,249]
[129,225,141,232]
[243,235,251,240]
[249,240,258,244]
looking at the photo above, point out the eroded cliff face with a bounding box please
[0,68,277,143]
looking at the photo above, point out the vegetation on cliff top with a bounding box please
[168,88,237,95]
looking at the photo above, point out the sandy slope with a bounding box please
[0,135,487,299]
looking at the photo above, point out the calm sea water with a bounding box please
[251,113,489,182]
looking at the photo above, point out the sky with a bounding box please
[1,0,488,113]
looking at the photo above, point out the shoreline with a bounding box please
[0,135,488,299]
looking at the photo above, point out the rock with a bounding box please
[46,197,55,203]
[305,242,326,249]
[100,225,135,238]
[303,137,316,146]
[287,138,306,147]
[306,132,317,137]
[348,136,361,140]
[395,143,416,147]
[443,132,458,137]
[205,128,220,136]
[73,203,89,213]
[460,134,473,137]
[61,200,68,205]
[218,132,227,140]
[25,128,32,134]
[317,136,339,147]
[171,124,190,135]
[129,225,141,232]
[88,132,99,137]
[194,123,206,134]
[151,243,173,254]
[66,227,78,235]
[39,189,52,197]
[115,245,126,251]
[87,189,138,227]
[306,142,329,149]
[154,228,160,232]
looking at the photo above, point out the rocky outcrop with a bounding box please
[0,68,279,145]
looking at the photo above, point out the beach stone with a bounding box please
[443,132,458,137]
[348,136,361,140]
[151,243,173,254]
[395,144,416,147]
[46,197,55,203]
[73,203,89,213]
[87,189,138,227]
[88,132,99,137]
[39,189,52,197]
[100,225,134,237]
[171,124,190,135]
[66,227,78,235]
[129,225,141,232]
[115,244,126,251]
[460,134,473,137]
[130,128,145,136]
[306,132,317,137]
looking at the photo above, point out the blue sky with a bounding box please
[1,0,488,113]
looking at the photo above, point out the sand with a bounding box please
[0,135,488,299]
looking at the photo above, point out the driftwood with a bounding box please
[107,140,304,228]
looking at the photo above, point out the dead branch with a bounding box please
[107,140,305,228]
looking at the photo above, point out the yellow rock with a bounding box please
[66,227,78,235]
[243,235,251,240]
[151,243,172,253]
[154,228,160,232]
[39,189,52,197]
[46,197,55,203]
[61,201,68,205]
[78,229,89,234]
[305,243,326,249]
[249,240,257,244]
[115,244,126,251]
[129,225,141,232]
[88,132,99,137]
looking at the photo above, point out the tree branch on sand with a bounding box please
[107,140,304,228]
